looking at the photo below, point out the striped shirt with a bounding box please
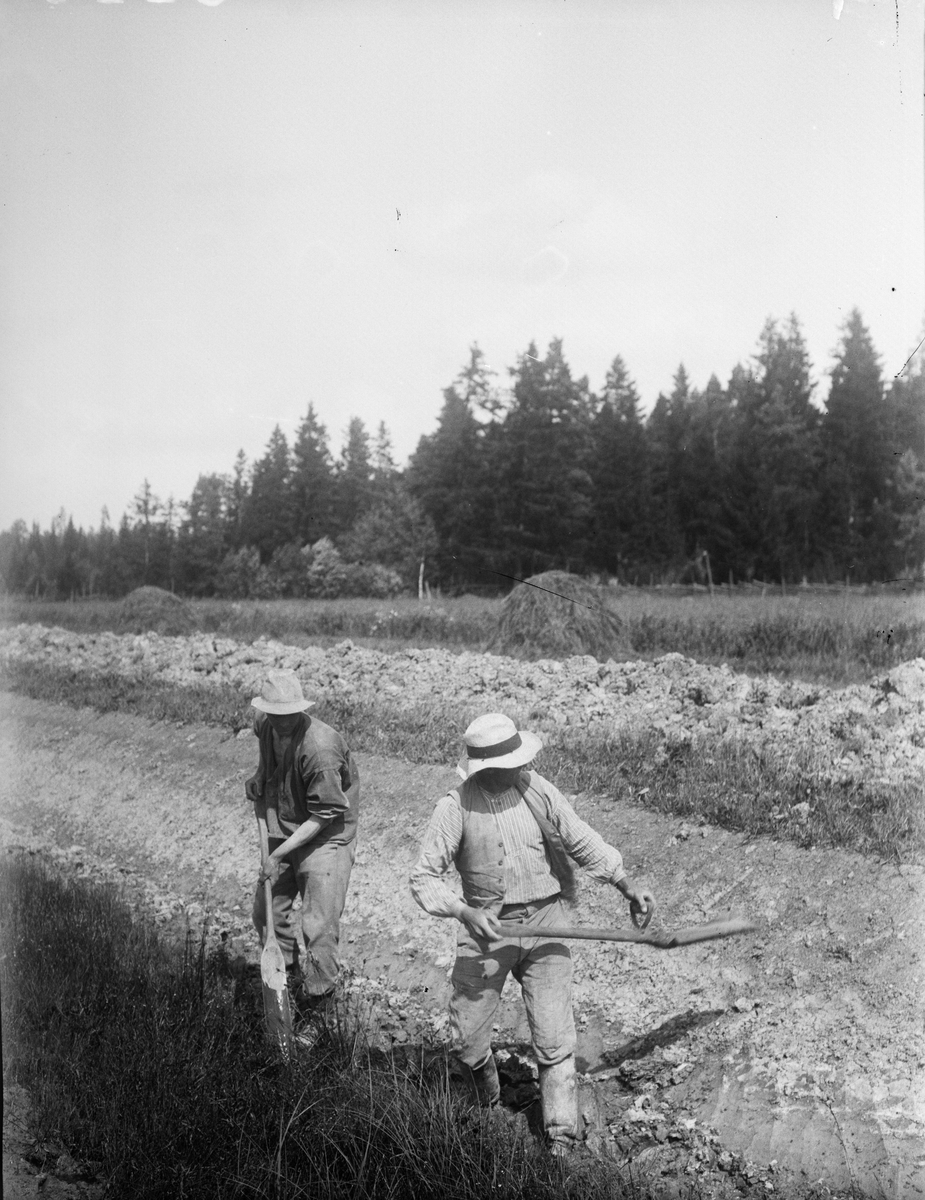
[410,775,626,919]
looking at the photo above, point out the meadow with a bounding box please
[2,582,923,685]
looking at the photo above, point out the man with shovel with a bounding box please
[246,669,359,1048]
[409,712,655,1156]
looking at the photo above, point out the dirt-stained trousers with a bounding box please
[252,837,355,998]
[450,895,578,1142]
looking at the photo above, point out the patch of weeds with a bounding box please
[0,659,253,733]
[1,853,658,1200]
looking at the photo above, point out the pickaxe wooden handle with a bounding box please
[494,915,756,949]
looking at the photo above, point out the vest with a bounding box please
[451,770,579,913]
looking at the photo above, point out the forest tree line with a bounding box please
[2,309,923,600]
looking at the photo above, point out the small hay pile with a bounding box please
[118,586,195,636]
[490,571,623,661]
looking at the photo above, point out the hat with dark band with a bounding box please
[456,713,543,780]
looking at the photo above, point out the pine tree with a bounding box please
[590,356,652,579]
[820,310,889,579]
[370,421,401,506]
[726,316,821,582]
[335,418,374,535]
[291,405,336,545]
[131,481,162,585]
[490,339,595,577]
[226,451,249,551]
[681,373,737,581]
[178,473,231,595]
[407,359,491,589]
[243,427,294,562]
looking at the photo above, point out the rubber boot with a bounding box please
[463,1053,501,1109]
[538,1055,579,1155]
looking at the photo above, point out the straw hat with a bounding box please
[251,669,315,715]
[456,713,543,780]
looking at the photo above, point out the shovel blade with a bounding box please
[260,938,293,1059]
[262,981,294,1061]
[261,937,288,991]
[667,916,758,946]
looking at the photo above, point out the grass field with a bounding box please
[2,584,923,684]
[0,853,672,1199]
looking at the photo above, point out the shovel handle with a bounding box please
[256,815,279,950]
[495,922,663,945]
[494,916,757,949]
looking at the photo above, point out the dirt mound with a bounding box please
[1,625,923,794]
[491,571,624,660]
[117,587,194,636]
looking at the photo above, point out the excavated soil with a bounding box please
[1,627,924,1199]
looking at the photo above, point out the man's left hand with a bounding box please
[258,855,285,886]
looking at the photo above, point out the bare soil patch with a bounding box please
[2,692,923,1199]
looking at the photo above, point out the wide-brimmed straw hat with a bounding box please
[251,669,315,715]
[456,713,543,780]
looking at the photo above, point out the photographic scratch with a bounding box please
[894,334,925,379]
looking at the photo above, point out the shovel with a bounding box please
[257,815,294,1061]
[495,914,756,949]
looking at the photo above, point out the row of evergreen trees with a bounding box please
[1,310,922,600]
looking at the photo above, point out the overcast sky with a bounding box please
[1,0,922,532]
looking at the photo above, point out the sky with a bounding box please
[0,0,922,532]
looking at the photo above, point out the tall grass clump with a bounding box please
[1,853,654,1199]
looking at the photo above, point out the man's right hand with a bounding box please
[459,905,502,942]
[245,775,263,802]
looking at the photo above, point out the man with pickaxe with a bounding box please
[409,712,656,1155]
[246,669,359,1049]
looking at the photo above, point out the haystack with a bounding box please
[491,571,623,661]
[118,586,195,636]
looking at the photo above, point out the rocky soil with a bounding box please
[2,625,924,1199]
[1,624,924,791]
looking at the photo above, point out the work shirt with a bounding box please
[410,771,625,919]
[252,712,359,846]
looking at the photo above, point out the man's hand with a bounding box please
[258,854,286,886]
[459,905,502,942]
[245,774,263,803]
[615,878,656,920]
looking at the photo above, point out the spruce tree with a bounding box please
[727,316,821,582]
[243,427,294,562]
[291,404,336,545]
[488,339,595,577]
[335,417,374,535]
[407,359,490,589]
[820,310,889,580]
[591,356,652,579]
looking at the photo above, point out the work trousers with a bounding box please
[450,894,576,1070]
[252,837,355,998]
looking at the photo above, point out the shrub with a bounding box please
[307,539,404,599]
